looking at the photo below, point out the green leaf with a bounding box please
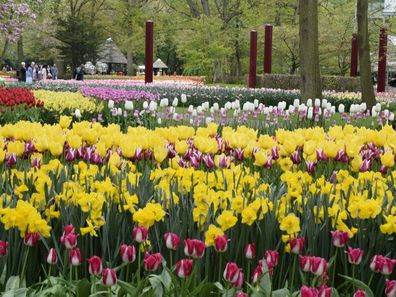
[5,276,20,291]
[339,275,374,297]
[148,275,164,297]
[2,288,28,297]
[117,280,138,296]
[258,261,272,297]
[273,288,290,297]
[159,269,172,290]
[76,279,91,297]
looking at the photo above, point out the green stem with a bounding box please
[169,249,173,269]
[331,248,338,288]
[92,275,97,294]
[75,266,78,282]
[69,265,73,284]
[291,254,297,290]
[126,263,130,283]
[137,249,141,283]
[218,253,223,283]
[246,260,251,289]
[352,265,356,293]
[368,272,375,288]
[20,247,30,283]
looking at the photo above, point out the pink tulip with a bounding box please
[235,292,248,297]
[214,235,229,253]
[353,289,366,297]
[133,226,148,243]
[385,279,396,297]
[120,244,136,263]
[319,285,332,297]
[300,286,319,297]
[102,268,117,286]
[330,231,349,248]
[290,238,305,254]
[143,252,163,272]
[346,247,364,265]
[251,265,263,283]
[232,270,244,288]
[88,256,103,275]
[164,233,180,250]
[46,248,57,265]
[24,232,40,247]
[299,255,312,272]
[183,239,205,259]
[175,259,193,278]
[310,257,328,276]
[0,240,8,256]
[264,250,279,270]
[369,255,395,275]
[61,224,76,247]
[69,248,81,266]
[244,243,256,259]
[382,257,396,275]
[62,233,77,249]
[223,262,241,284]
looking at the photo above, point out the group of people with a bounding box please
[18,62,58,83]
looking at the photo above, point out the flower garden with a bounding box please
[0,80,395,297]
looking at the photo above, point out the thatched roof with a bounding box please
[97,38,127,65]
[153,59,168,69]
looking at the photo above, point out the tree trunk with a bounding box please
[0,40,9,64]
[357,0,376,108]
[299,0,322,101]
[201,0,210,16]
[126,0,135,76]
[17,37,24,64]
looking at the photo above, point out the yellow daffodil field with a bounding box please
[0,98,395,297]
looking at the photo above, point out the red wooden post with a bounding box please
[248,30,257,88]
[264,24,273,74]
[377,27,387,92]
[350,33,358,77]
[145,20,154,84]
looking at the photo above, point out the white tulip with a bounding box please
[188,105,194,113]
[108,100,114,109]
[213,103,219,111]
[197,106,203,113]
[254,99,259,108]
[314,98,321,107]
[157,118,162,125]
[75,109,81,119]
[181,94,187,103]
[372,107,377,118]
[125,101,134,111]
[338,104,345,113]
[172,98,178,107]
[205,117,213,124]
[307,99,313,107]
[293,99,300,108]
[389,112,394,121]
[375,103,381,112]
[307,107,313,119]
[160,98,169,107]
[143,101,149,109]
[321,99,328,108]
[117,108,122,116]
[192,109,197,117]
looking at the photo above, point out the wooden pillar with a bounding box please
[145,20,154,84]
[264,24,273,74]
[248,30,257,88]
[377,27,387,92]
[350,33,358,77]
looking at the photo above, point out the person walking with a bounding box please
[26,62,34,84]
[74,64,84,81]
[42,65,47,81]
[19,62,26,82]
[51,64,58,80]
[33,64,39,82]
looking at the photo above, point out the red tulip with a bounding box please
[214,235,229,253]
[69,248,81,266]
[144,252,163,272]
[120,244,136,263]
[46,248,57,265]
[175,259,193,278]
[370,255,384,273]
[346,247,364,265]
[300,286,319,297]
[164,233,180,250]
[102,268,117,287]
[61,224,76,247]
[133,226,148,243]
[264,250,279,270]
[385,279,396,297]
[235,292,248,297]
[62,233,77,249]
[299,255,312,272]
[232,270,244,288]
[319,285,332,297]
[290,238,305,254]
[183,239,205,259]
[310,257,328,276]
[24,232,40,247]
[223,262,240,283]
[88,256,103,275]
[251,265,263,283]
[353,289,366,297]
[382,257,396,275]
[0,240,8,256]
[244,243,256,259]
[330,231,349,248]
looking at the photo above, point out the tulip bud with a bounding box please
[102,268,117,287]
[24,232,40,247]
[385,279,396,297]
[164,233,180,250]
[0,240,8,256]
[144,252,163,272]
[47,248,58,265]
[63,232,77,249]
[331,231,349,248]
[310,257,328,276]
[88,256,103,275]
[184,239,205,259]
[223,262,241,283]
[214,235,229,253]
[175,259,193,278]
[353,289,366,297]
[69,248,81,266]
[346,247,364,265]
[290,238,305,254]
[264,250,279,270]
[133,226,148,243]
[299,255,312,272]
[319,285,332,297]
[244,243,256,259]
[120,244,136,263]
[301,286,319,297]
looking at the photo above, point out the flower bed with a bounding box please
[0,87,40,108]
[0,120,395,296]
[80,86,160,103]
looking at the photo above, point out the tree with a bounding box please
[299,0,322,101]
[357,0,376,108]
[55,16,102,69]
